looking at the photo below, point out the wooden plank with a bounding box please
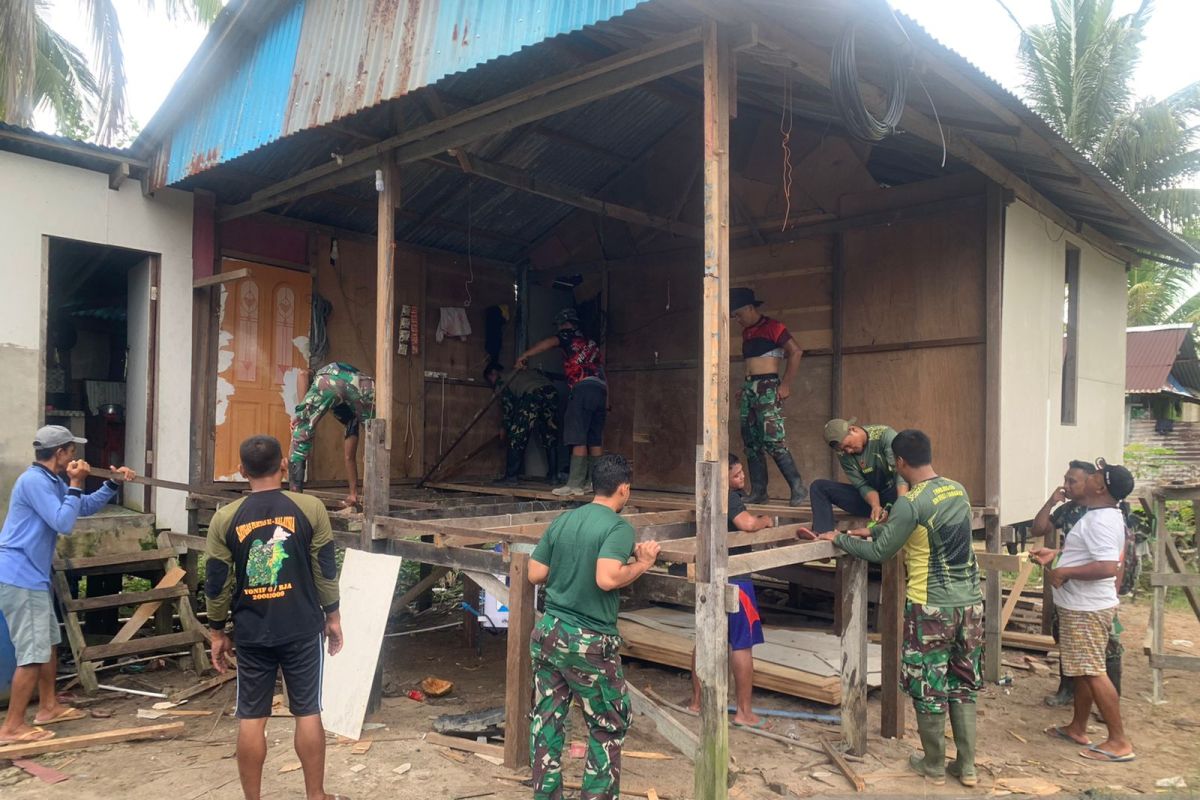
[427,732,505,758]
[0,723,185,759]
[657,525,809,562]
[108,567,187,643]
[1164,535,1200,622]
[503,553,536,769]
[363,421,388,547]
[999,559,1036,631]
[54,548,174,572]
[1148,653,1200,671]
[81,630,205,661]
[169,670,237,703]
[821,736,865,792]
[384,537,508,573]
[627,683,699,762]
[839,557,868,756]
[191,267,250,289]
[1148,572,1200,588]
[321,548,402,739]
[1152,495,1167,702]
[727,540,839,577]
[462,570,510,607]
[976,552,1022,572]
[391,566,451,615]
[63,583,189,613]
[879,555,904,740]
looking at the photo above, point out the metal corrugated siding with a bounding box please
[1126,326,1191,393]
[165,0,306,185]
[163,0,646,183]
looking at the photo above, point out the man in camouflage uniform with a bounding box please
[483,363,559,484]
[805,429,983,787]
[526,455,660,800]
[811,418,909,533]
[1031,460,1125,707]
[731,288,806,506]
[288,362,375,506]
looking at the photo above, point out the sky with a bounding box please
[34,0,1198,137]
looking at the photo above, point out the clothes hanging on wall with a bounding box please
[436,307,473,342]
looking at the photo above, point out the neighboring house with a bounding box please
[0,125,194,531]
[1125,324,1200,486]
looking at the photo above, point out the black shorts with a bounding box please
[235,633,325,719]
[563,380,607,447]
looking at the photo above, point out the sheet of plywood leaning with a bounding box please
[618,606,881,706]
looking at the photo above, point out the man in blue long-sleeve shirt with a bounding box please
[0,425,134,744]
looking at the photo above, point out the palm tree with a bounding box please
[0,0,221,143]
[1019,0,1200,322]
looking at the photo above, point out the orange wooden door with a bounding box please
[213,259,312,480]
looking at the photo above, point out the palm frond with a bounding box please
[0,0,41,125]
[33,15,100,138]
[139,0,223,24]
[77,0,127,143]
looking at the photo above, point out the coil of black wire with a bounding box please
[830,21,909,142]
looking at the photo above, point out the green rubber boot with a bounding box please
[909,711,947,784]
[553,455,588,496]
[947,702,978,787]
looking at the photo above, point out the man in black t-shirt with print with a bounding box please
[206,435,344,800]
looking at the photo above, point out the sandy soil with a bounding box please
[2,598,1198,799]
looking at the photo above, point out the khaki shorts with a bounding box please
[0,582,62,667]
[1058,607,1116,677]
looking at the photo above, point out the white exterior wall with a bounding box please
[0,150,193,531]
[1000,200,1128,525]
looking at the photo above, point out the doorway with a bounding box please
[44,237,159,511]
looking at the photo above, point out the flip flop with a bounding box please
[1080,746,1135,763]
[35,707,86,725]
[0,727,56,745]
[733,718,771,731]
[1044,725,1091,746]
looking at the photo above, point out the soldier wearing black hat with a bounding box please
[730,287,806,506]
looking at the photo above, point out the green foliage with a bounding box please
[1123,441,1179,480]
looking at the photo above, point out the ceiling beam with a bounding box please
[218,27,717,222]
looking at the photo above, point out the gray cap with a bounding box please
[34,425,86,449]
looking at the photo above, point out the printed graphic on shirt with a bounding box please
[246,526,292,590]
[556,329,605,387]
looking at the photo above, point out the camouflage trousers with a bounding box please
[289,363,374,464]
[902,601,984,714]
[740,376,788,458]
[501,385,558,454]
[529,615,631,800]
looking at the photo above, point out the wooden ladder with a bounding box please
[52,532,210,693]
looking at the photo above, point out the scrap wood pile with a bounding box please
[618,607,882,706]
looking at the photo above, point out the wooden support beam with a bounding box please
[503,553,536,769]
[982,180,1004,684]
[694,21,732,800]
[1165,534,1200,623]
[1152,494,1167,702]
[191,267,250,289]
[657,524,810,563]
[879,555,904,740]
[839,556,868,756]
[726,539,838,576]
[108,161,130,190]
[430,153,704,238]
[384,536,508,574]
[628,683,699,761]
[218,29,707,221]
[390,566,451,616]
[999,559,1036,631]
[376,156,399,449]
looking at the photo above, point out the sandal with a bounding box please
[1080,746,1135,763]
[0,727,56,745]
[1044,725,1090,746]
[35,707,87,725]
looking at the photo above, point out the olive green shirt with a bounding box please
[503,369,553,398]
[840,424,908,501]
[531,503,635,635]
[836,476,982,607]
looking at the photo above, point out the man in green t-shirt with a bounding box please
[527,454,660,800]
[802,429,982,787]
[809,418,909,533]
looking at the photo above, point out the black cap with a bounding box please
[730,287,763,312]
[1098,460,1135,500]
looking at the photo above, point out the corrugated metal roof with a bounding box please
[156,0,647,185]
[1127,324,1193,393]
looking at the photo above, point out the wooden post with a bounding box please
[879,554,905,739]
[839,556,868,756]
[1151,494,1166,702]
[982,181,1005,683]
[1041,526,1057,636]
[830,233,844,477]
[503,553,536,769]
[365,154,398,530]
[694,19,732,800]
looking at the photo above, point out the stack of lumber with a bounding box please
[618,607,881,706]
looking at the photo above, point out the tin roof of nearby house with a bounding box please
[1127,324,1200,394]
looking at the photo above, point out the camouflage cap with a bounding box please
[823,418,858,446]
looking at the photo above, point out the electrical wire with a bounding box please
[780,74,794,231]
[830,20,909,142]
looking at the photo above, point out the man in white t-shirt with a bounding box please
[1030,458,1134,763]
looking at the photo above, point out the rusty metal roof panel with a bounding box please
[1127,324,1193,393]
[157,0,647,185]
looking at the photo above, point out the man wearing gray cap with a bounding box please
[0,426,134,744]
[810,418,908,533]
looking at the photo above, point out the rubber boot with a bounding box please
[744,456,769,504]
[583,455,594,494]
[1044,661,1075,707]
[946,703,978,787]
[772,451,809,506]
[287,460,306,493]
[493,448,523,485]
[544,443,559,484]
[909,712,947,784]
[553,455,587,496]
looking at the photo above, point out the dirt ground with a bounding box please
[2,597,1198,799]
